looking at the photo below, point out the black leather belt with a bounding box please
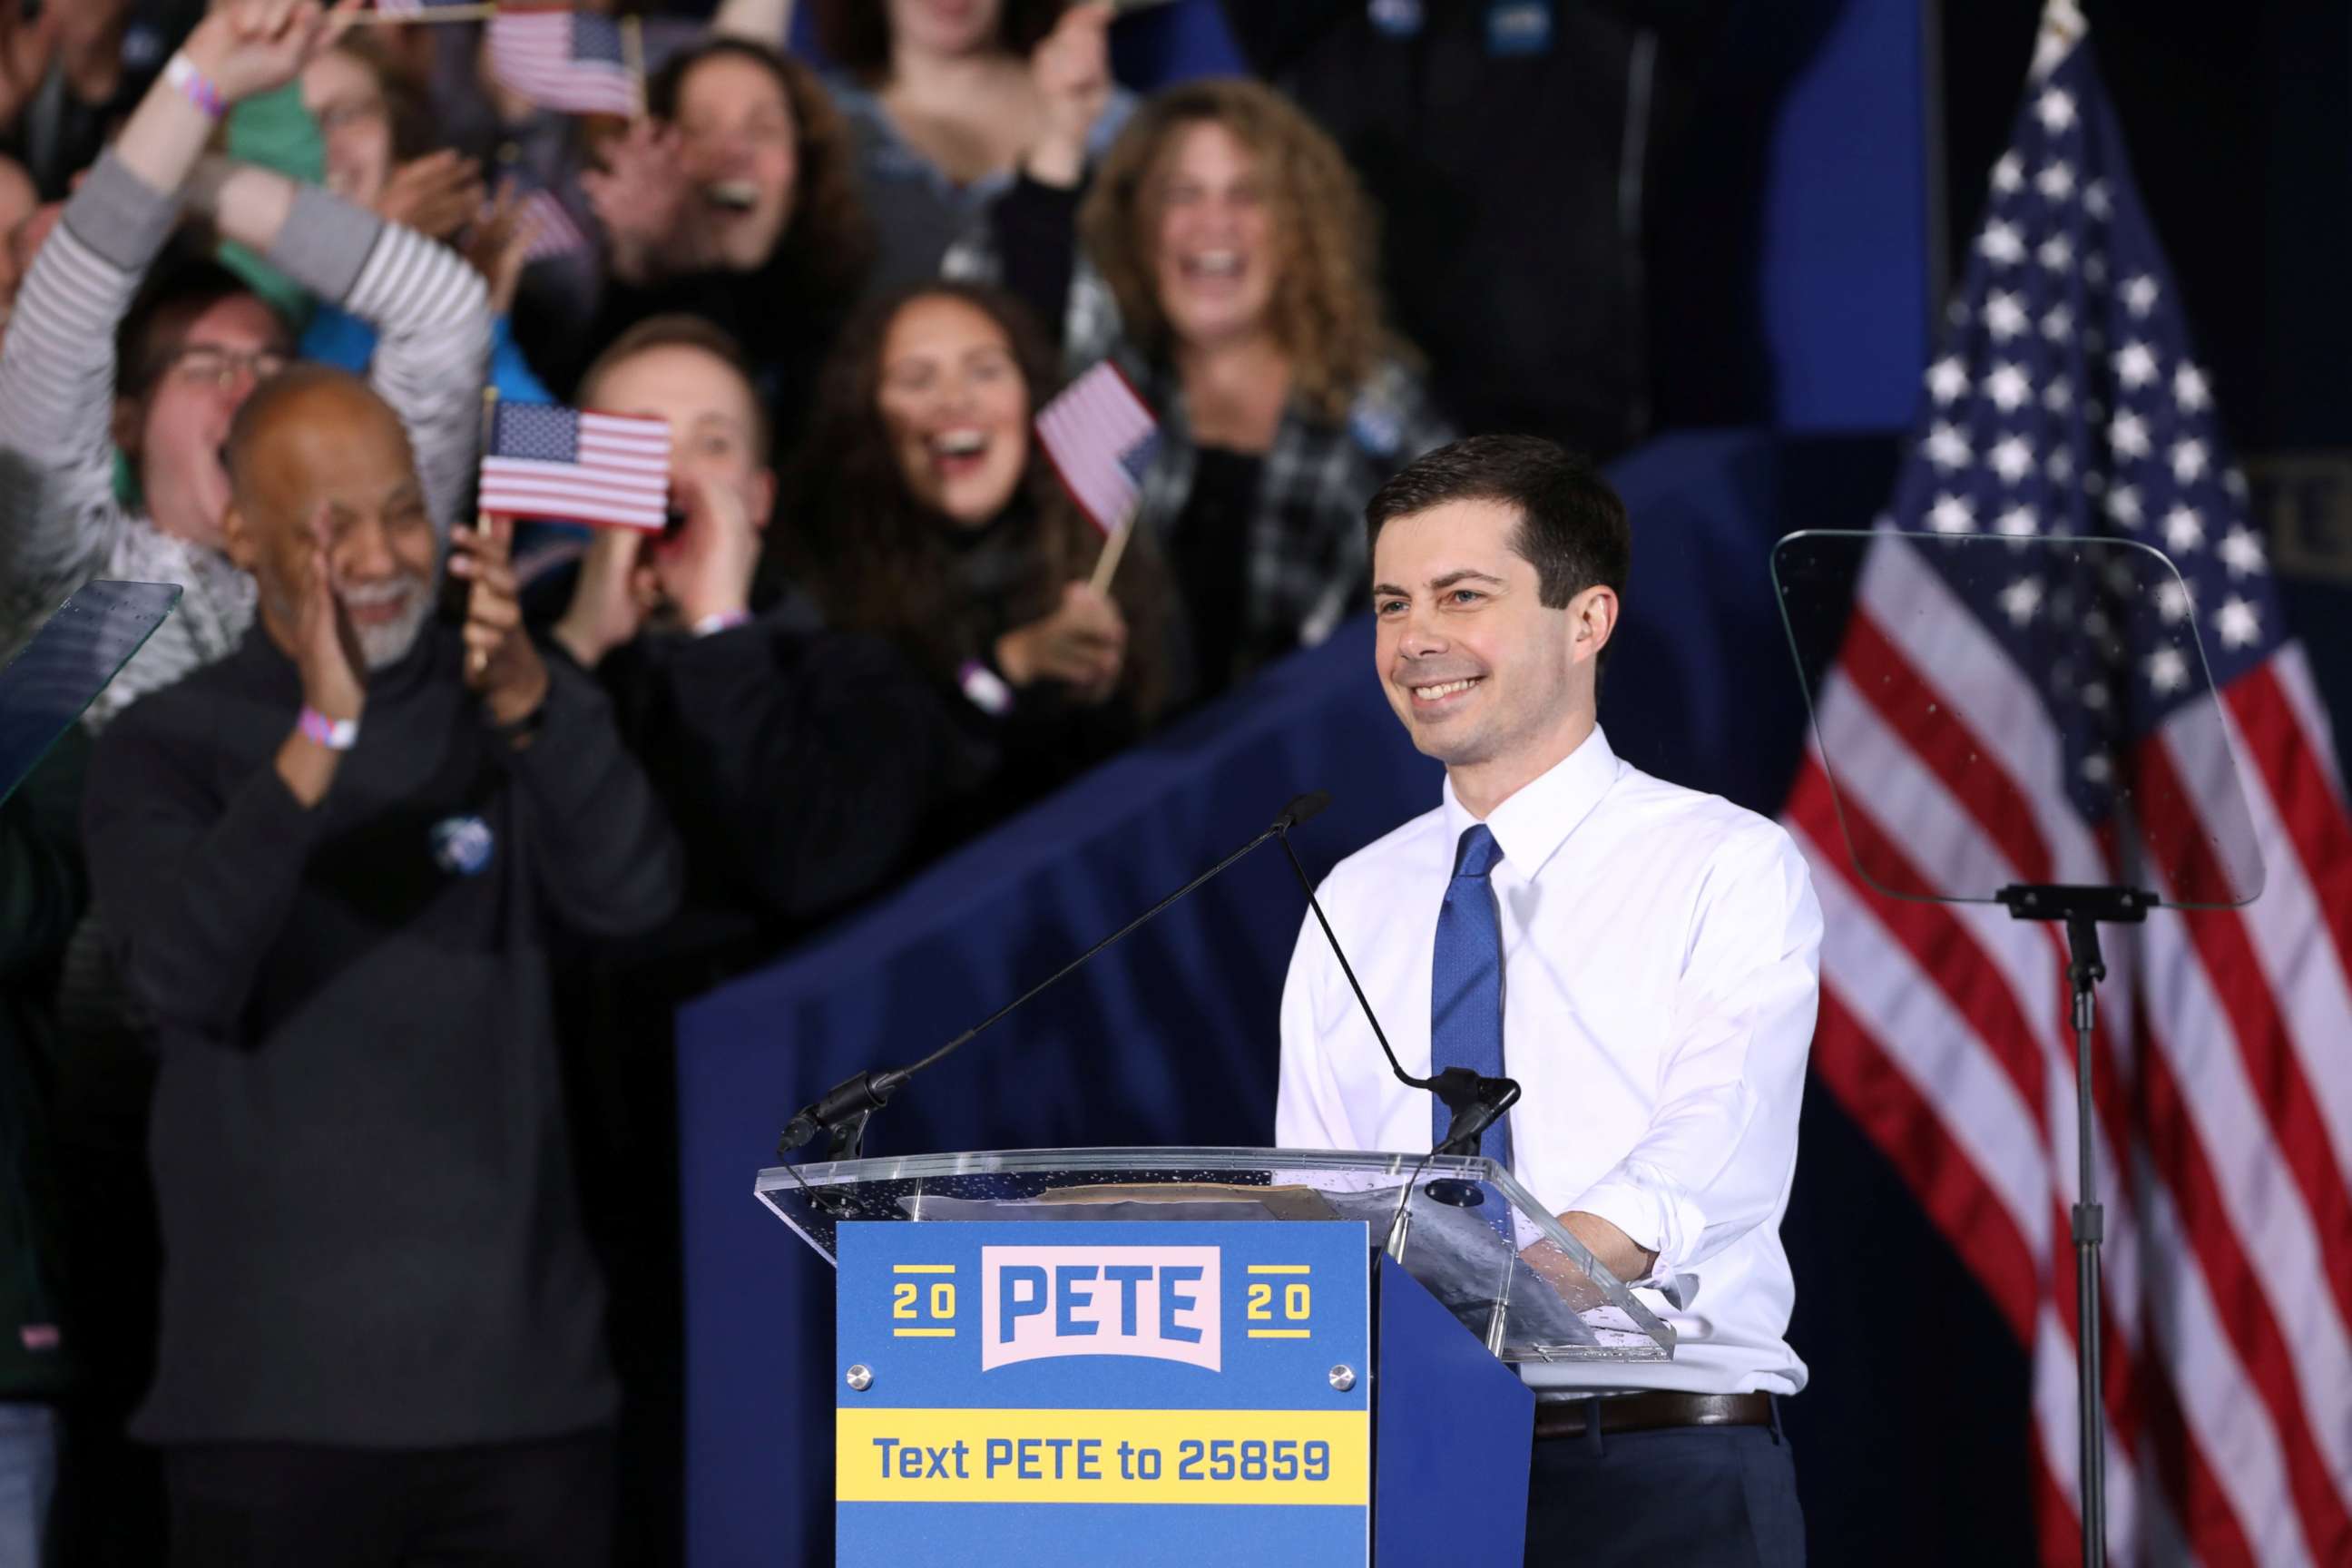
[1531,1390,1773,1442]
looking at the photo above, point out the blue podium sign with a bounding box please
[836,1220,1373,1567]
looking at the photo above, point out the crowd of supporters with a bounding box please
[0,1,1694,1563]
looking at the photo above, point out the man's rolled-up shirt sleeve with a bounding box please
[1565,826,1822,1296]
[1275,903,1362,1152]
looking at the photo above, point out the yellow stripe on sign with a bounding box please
[1243,1265,1310,1275]
[838,1408,1368,1506]
[1246,1329,1309,1339]
[891,1264,956,1274]
[891,1328,956,1338]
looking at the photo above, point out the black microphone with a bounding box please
[1269,814,1523,1162]
[776,792,1334,1161]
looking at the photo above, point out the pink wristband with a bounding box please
[165,54,226,121]
[299,706,359,752]
[691,610,751,637]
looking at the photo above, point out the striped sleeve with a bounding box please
[267,184,490,536]
[0,153,182,637]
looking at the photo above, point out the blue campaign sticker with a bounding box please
[429,815,495,877]
[1485,0,1553,56]
[1367,0,1424,39]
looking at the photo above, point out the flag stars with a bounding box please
[1926,356,1970,403]
[2046,446,2074,484]
[1980,221,2026,268]
[2036,87,2077,132]
[2174,362,2211,412]
[2036,161,2075,201]
[2107,485,2142,527]
[2145,646,2189,694]
[2153,577,2193,624]
[2080,681,2111,712]
[2110,410,2151,458]
[2218,526,2268,577]
[2044,375,2073,413]
[2171,438,2209,485]
[1925,423,1974,470]
[1985,362,2033,411]
[2113,341,2159,390]
[1927,493,1977,534]
[2084,180,2112,219]
[1994,503,2039,536]
[2214,596,2262,651]
[2080,752,2112,785]
[1999,577,2043,625]
[1985,290,2030,339]
[1989,436,2036,485]
[2084,254,2109,287]
[2122,274,2161,317]
[2223,467,2249,500]
[2042,304,2074,342]
[2037,234,2074,272]
[2162,505,2204,554]
[1992,152,2024,194]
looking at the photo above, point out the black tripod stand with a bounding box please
[1995,881,2156,1568]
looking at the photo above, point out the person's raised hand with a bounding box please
[185,0,360,108]
[995,581,1126,701]
[581,118,698,285]
[448,514,550,728]
[552,525,660,671]
[1024,2,1113,189]
[377,149,486,241]
[292,504,365,724]
[652,475,760,630]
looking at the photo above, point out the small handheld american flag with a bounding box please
[1034,361,1158,537]
[477,403,670,532]
[486,10,640,118]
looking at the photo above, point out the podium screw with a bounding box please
[846,1364,874,1392]
[1328,1365,1357,1392]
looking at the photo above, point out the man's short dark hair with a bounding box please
[1365,433,1632,612]
[115,250,286,401]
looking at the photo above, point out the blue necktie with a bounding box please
[1430,824,1511,1169]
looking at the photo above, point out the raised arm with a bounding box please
[184,159,491,538]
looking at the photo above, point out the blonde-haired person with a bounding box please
[947,52,1452,702]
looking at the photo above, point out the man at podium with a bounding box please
[1276,436,1822,1566]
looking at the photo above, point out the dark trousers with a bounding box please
[163,1427,614,1568]
[1524,1400,1804,1567]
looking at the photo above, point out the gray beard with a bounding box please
[353,588,433,671]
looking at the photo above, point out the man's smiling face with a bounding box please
[1371,497,1588,772]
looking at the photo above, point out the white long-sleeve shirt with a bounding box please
[1276,725,1823,1394]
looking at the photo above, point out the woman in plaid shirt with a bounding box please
[948,20,1452,703]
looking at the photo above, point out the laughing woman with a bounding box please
[781,280,1171,814]
[948,70,1453,702]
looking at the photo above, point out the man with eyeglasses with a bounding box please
[0,0,490,731]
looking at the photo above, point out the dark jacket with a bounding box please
[0,731,90,1403]
[82,623,681,1446]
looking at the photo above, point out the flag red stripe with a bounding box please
[2031,1402,2087,1568]
[1788,771,2049,1123]
[2133,735,2352,1341]
[1842,611,2056,884]
[1810,985,2042,1341]
[2138,1014,2352,1564]
[2223,664,2352,996]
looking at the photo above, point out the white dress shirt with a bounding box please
[1276,726,1823,1394]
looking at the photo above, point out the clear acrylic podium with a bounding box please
[757,1147,1674,1566]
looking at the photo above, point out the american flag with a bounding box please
[485,10,638,118]
[516,188,589,263]
[369,0,486,17]
[1034,360,1158,535]
[477,402,670,531]
[1780,9,2352,1566]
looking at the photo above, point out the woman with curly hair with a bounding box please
[949,72,1453,701]
[806,0,1133,287]
[783,279,1171,816]
[582,37,874,464]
